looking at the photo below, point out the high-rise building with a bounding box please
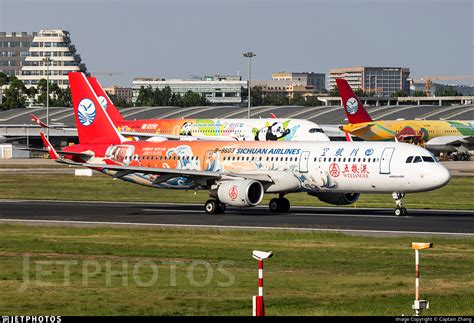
[0,30,87,88]
[0,32,34,77]
[272,72,326,92]
[329,66,410,96]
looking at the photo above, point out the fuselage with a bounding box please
[342,120,474,143]
[66,140,450,194]
[115,118,330,142]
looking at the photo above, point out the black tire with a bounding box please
[269,198,280,213]
[401,207,408,216]
[279,198,290,213]
[205,199,218,214]
[216,203,226,214]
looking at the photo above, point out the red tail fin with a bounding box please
[336,78,372,124]
[87,77,124,123]
[69,72,124,145]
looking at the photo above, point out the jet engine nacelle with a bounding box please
[311,192,360,205]
[217,180,264,207]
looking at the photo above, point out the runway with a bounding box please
[0,200,473,237]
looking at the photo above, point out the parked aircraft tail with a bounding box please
[87,77,124,123]
[69,72,125,145]
[336,78,373,124]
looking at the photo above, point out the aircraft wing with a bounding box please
[346,123,376,133]
[120,131,237,142]
[17,147,94,159]
[59,160,276,184]
[427,135,474,148]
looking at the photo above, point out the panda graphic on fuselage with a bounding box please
[255,122,291,141]
[180,122,193,136]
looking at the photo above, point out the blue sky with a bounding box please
[1,0,472,87]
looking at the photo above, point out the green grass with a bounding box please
[0,224,473,316]
[0,173,473,210]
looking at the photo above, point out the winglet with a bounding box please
[336,78,373,124]
[270,112,277,119]
[40,132,60,160]
[31,114,49,128]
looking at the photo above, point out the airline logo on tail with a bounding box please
[346,97,358,115]
[98,96,108,110]
[336,78,373,124]
[78,98,96,126]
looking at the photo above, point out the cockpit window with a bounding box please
[406,156,413,163]
[413,156,422,163]
[309,128,324,133]
[422,156,435,162]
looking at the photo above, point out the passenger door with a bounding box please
[299,151,310,173]
[379,147,395,174]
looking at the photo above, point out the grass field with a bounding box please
[0,173,473,210]
[0,224,473,316]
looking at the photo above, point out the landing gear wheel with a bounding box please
[269,197,291,213]
[205,199,219,214]
[279,198,290,213]
[216,202,226,214]
[269,198,280,213]
[392,192,407,217]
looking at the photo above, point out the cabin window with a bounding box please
[406,156,413,163]
[309,128,324,133]
[413,156,422,163]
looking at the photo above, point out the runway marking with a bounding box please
[141,208,203,213]
[0,218,472,237]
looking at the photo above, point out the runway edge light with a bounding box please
[411,242,433,316]
[251,250,272,316]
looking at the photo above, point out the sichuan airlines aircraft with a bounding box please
[337,78,474,160]
[87,77,330,142]
[42,73,450,216]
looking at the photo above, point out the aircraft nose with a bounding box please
[430,164,451,189]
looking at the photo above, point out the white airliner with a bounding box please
[42,73,451,216]
[87,77,331,143]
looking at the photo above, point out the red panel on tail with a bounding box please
[336,78,372,124]
[87,77,124,123]
[69,72,124,145]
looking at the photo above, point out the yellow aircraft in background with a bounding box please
[337,79,474,160]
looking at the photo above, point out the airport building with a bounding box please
[0,30,87,88]
[329,66,410,96]
[0,32,33,77]
[104,86,133,104]
[252,80,320,100]
[132,75,247,105]
[272,72,326,92]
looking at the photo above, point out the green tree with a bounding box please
[391,90,407,97]
[303,96,323,106]
[263,92,289,106]
[290,93,306,106]
[249,86,263,107]
[328,87,339,97]
[435,85,462,96]
[412,90,427,97]
[2,77,28,110]
[0,72,10,86]
[135,86,155,106]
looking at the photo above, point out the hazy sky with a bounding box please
[1,0,472,87]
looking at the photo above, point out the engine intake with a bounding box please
[217,180,264,207]
[311,192,360,205]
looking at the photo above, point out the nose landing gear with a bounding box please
[392,192,407,216]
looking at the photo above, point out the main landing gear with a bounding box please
[392,192,407,216]
[269,195,290,213]
[205,199,226,214]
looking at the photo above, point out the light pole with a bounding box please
[243,51,256,118]
[43,56,51,139]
